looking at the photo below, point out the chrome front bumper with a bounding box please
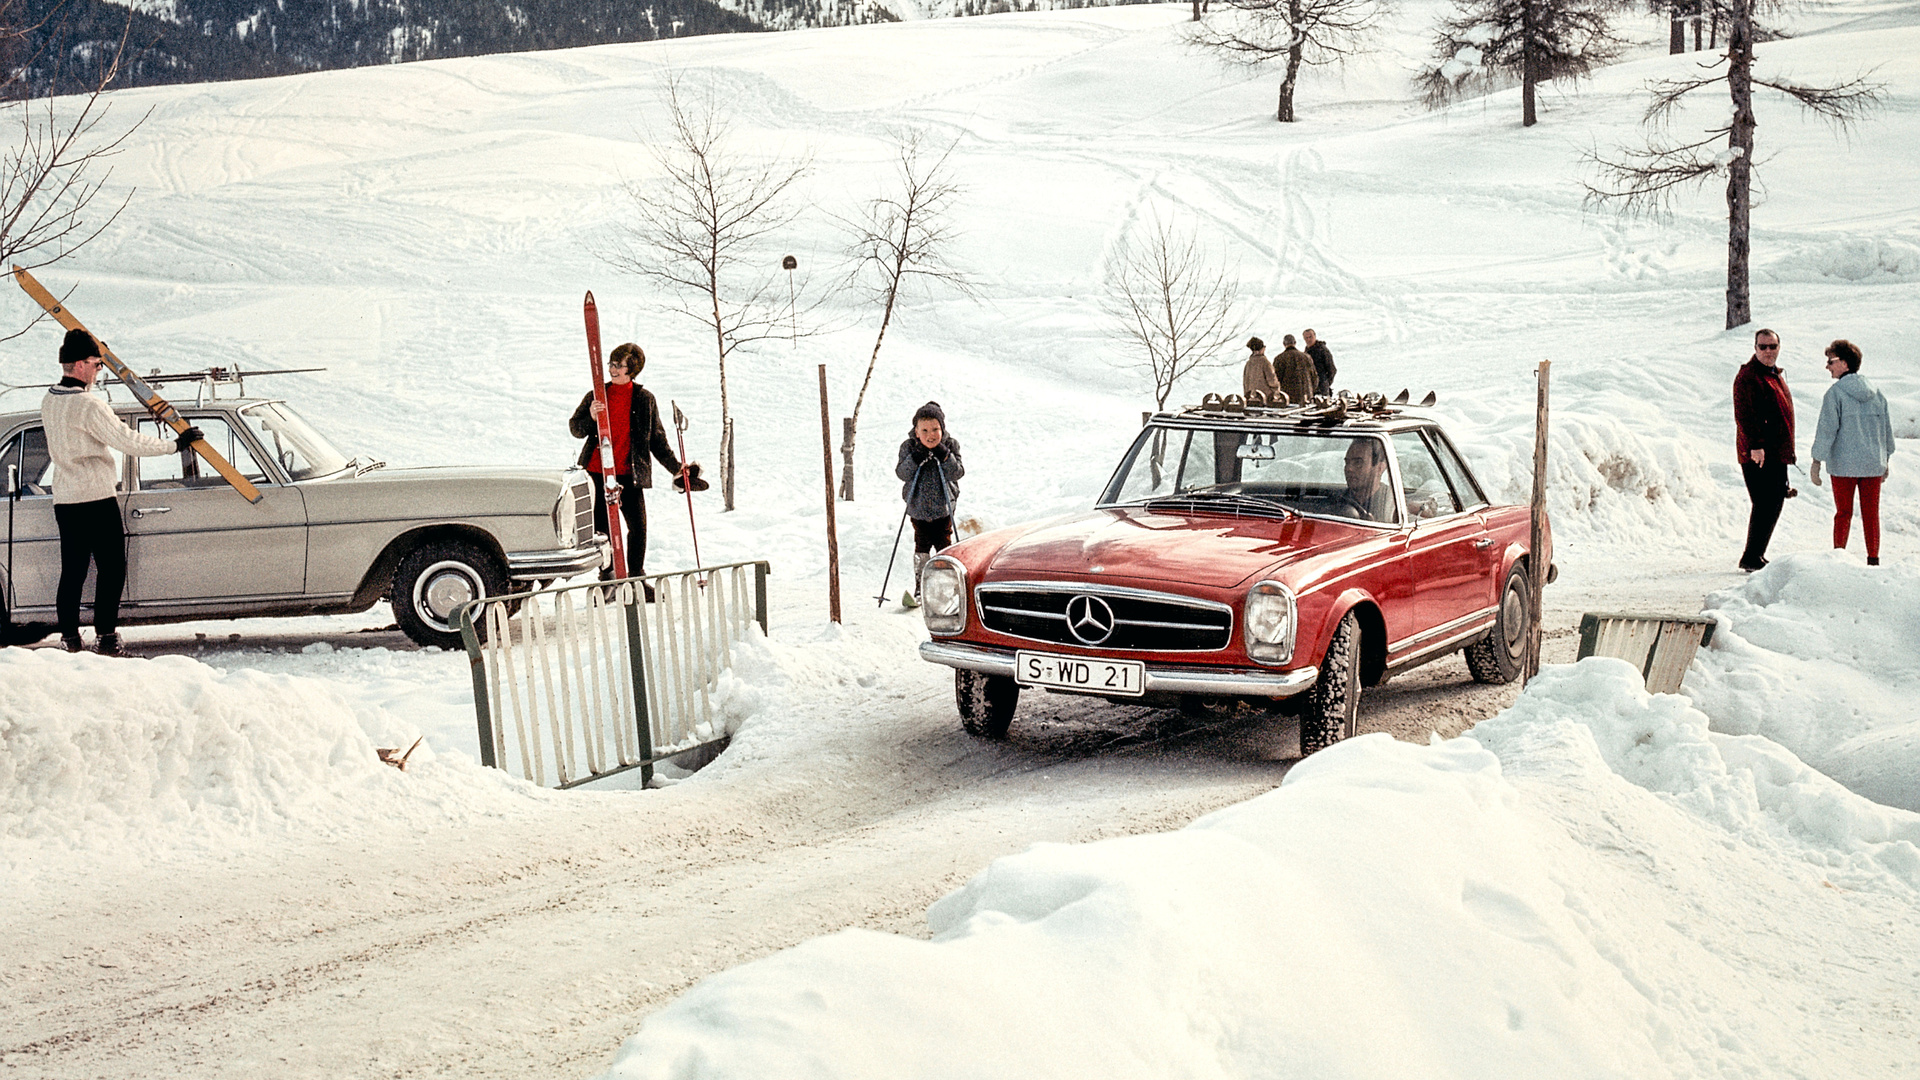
[919,640,1320,699]
[505,540,610,581]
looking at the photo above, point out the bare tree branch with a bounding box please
[0,6,147,342]
[1190,0,1383,121]
[1103,212,1241,414]
[601,71,815,510]
[834,130,974,501]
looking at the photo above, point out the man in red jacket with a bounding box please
[1733,328,1795,572]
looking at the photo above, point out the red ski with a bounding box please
[584,292,628,579]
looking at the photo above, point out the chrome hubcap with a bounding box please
[1502,583,1526,650]
[416,561,481,628]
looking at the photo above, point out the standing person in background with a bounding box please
[41,328,201,655]
[1810,339,1894,566]
[569,342,697,598]
[1273,333,1317,405]
[1304,328,1336,397]
[1732,328,1796,573]
[896,401,964,603]
[1241,337,1279,403]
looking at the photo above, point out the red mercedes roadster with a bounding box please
[917,396,1552,754]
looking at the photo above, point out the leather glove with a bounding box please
[176,426,204,451]
[930,442,951,460]
[910,442,932,462]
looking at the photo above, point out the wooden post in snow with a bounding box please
[1523,360,1550,684]
[818,365,842,623]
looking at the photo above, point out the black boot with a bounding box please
[62,632,85,653]
[94,632,123,657]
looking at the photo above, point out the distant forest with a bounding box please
[8,0,897,95]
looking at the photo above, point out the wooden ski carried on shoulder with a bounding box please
[583,291,628,578]
[12,266,262,504]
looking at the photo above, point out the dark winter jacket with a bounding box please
[897,434,964,521]
[1812,371,1895,477]
[1733,358,1795,464]
[570,385,682,488]
[1273,346,1317,405]
[1306,341,1336,396]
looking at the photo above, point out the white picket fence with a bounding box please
[457,561,769,788]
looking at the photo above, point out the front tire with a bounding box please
[956,669,1019,740]
[1465,564,1529,685]
[1301,611,1362,755]
[393,540,509,650]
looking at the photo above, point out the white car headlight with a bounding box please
[1244,580,1296,664]
[553,494,571,547]
[922,557,967,634]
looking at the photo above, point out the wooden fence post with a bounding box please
[1523,360,1550,684]
[818,365,841,623]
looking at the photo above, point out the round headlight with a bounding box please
[1244,580,1295,664]
[922,559,967,634]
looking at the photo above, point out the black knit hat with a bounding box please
[59,328,100,366]
[912,401,945,429]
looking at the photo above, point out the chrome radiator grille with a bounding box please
[571,477,596,546]
[977,585,1232,652]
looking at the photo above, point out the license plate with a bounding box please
[1014,650,1146,697]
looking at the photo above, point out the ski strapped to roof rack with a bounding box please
[12,266,264,503]
[1184,387,1439,423]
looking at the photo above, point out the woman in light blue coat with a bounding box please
[1810,339,1895,565]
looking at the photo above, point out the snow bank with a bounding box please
[0,648,544,883]
[1766,235,1920,283]
[593,658,1919,1080]
[1686,551,1920,812]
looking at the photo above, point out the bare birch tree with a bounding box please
[835,132,973,502]
[1105,213,1240,415]
[604,74,814,511]
[0,8,143,340]
[1191,0,1383,122]
[1583,0,1880,328]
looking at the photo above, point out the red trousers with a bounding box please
[1831,475,1883,559]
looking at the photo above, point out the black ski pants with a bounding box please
[912,516,953,554]
[55,496,127,636]
[1740,458,1790,568]
[589,472,648,579]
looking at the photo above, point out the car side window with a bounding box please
[1391,431,1461,521]
[1425,429,1488,511]
[136,417,269,488]
[0,427,55,496]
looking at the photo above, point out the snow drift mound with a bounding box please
[1686,551,1920,812]
[593,659,1919,1080]
[0,648,543,879]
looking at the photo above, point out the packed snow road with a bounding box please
[3,590,1585,1078]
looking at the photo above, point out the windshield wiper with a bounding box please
[1143,491,1296,519]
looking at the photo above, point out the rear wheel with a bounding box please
[1301,611,1362,755]
[956,669,1019,740]
[1465,565,1528,685]
[393,540,508,650]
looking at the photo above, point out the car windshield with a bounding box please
[238,402,350,481]
[1101,425,1400,525]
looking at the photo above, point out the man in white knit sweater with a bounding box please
[41,328,200,655]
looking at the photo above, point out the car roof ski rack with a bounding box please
[0,364,325,408]
[1177,388,1438,425]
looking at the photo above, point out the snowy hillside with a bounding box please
[3,2,1919,1077]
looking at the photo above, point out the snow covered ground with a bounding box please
[4,1,1920,1076]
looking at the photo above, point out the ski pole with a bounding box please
[875,505,910,607]
[671,401,705,586]
[876,459,924,606]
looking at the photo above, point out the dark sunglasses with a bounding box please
[1756,343,1780,350]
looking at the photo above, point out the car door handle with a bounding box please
[132,506,171,518]
[1473,538,1494,549]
